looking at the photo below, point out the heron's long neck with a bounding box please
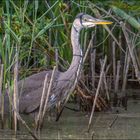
[66,24,83,77]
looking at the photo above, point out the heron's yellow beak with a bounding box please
[81,16,113,27]
[94,20,113,25]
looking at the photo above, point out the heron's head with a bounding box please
[74,13,112,29]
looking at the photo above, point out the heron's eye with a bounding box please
[83,18,88,22]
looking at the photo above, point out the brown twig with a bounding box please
[76,85,91,100]
[76,85,107,111]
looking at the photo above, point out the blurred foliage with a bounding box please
[110,0,140,12]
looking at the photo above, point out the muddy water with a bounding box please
[0,99,140,139]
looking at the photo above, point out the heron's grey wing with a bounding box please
[18,70,60,114]
[18,71,52,97]
[19,87,43,113]
[18,71,51,113]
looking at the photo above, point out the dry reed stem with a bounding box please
[112,41,116,89]
[122,50,130,91]
[91,50,96,90]
[88,55,107,131]
[88,2,120,24]
[79,80,91,94]
[105,63,111,101]
[13,47,19,133]
[121,22,140,82]
[90,7,125,53]
[108,76,112,92]
[99,60,110,101]
[103,72,110,101]
[0,64,4,128]
[101,61,111,95]
[114,61,121,93]
[99,59,105,93]
[123,49,128,78]
[35,74,49,130]
[83,33,95,63]
[134,49,140,69]
[6,84,39,140]
[37,66,56,130]
[42,66,56,117]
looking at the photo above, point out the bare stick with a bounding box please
[88,56,107,131]
[13,46,19,133]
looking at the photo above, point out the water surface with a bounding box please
[0,99,140,139]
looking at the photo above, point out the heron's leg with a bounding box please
[56,101,61,115]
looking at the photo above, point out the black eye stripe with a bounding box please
[80,15,83,26]
[79,13,84,19]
